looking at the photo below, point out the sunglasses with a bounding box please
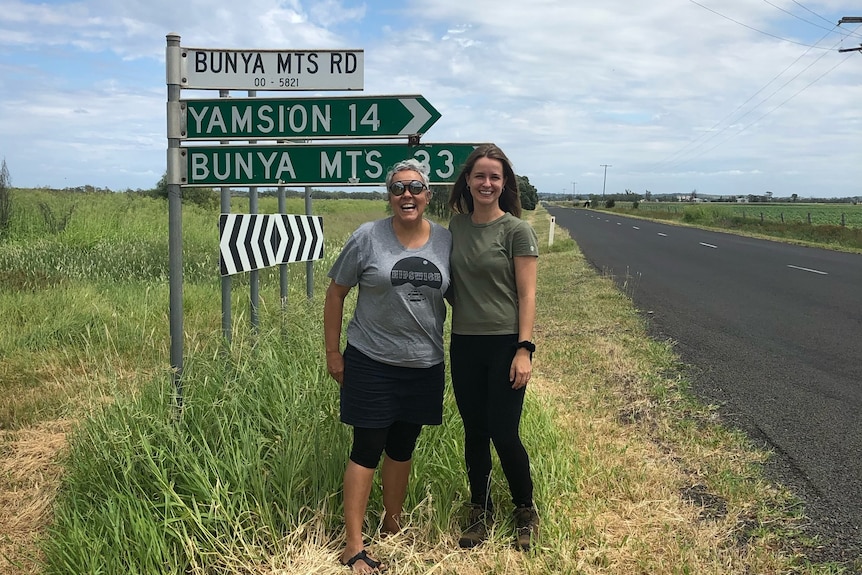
[389,180,428,196]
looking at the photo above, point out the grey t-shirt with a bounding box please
[328,217,451,368]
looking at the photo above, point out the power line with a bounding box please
[664,43,835,170]
[684,52,855,163]
[651,23,858,173]
[660,23,859,171]
[790,0,836,27]
[688,0,834,49]
[791,1,862,39]
[761,0,862,39]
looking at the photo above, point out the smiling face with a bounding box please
[388,169,429,223]
[467,157,506,210]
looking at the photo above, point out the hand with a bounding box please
[326,350,344,387]
[509,350,532,390]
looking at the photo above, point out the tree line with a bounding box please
[145,171,539,214]
[0,160,540,240]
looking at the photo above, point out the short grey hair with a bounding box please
[385,158,431,190]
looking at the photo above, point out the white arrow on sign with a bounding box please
[399,98,433,135]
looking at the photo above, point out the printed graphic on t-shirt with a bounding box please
[391,256,443,302]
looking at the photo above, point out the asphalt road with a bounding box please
[546,205,862,561]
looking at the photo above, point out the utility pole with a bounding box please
[838,17,862,53]
[572,181,577,198]
[600,164,611,199]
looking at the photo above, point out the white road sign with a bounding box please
[181,47,364,91]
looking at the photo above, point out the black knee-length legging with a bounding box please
[450,333,534,509]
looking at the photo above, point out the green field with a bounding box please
[633,202,862,228]
[0,189,853,574]
[582,200,862,252]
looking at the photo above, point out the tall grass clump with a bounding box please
[42,312,347,573]
[38,206,589,573]
[42,292,588,573]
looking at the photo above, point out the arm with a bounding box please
[323,279,352,386]
[510,255,538,389]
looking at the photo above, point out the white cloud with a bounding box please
[0,0,860,197]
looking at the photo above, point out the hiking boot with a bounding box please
[513,505,539,551]
[459,505,491,548]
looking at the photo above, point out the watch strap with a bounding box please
[516,340,536,353]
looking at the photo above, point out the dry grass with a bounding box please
[0,419,72,574]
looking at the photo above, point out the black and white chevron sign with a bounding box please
[219,213,324,276]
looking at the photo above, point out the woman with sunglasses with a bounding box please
[446,144,540,551]
[324,158,451,573]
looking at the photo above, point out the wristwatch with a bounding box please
[515,340,536,358]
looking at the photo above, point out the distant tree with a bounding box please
[184,188,220,210]
[791,193,798,203]
[644,190,652,201]
[0,158,10,238]
[152,171,169,200]
[150,170,218,210]
[427,185,450,219]
[516,174,538,211]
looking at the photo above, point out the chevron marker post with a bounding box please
[219,213,324,276]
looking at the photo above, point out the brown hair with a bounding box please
[447,143,521,218]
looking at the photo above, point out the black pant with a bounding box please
[349,421,423,469]
[450,334,533,509]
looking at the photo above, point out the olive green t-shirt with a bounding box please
[449,212,539,335]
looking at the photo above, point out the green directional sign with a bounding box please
[182,95,442,140]
[182,143,483,187]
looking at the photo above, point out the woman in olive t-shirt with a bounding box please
[447,144,540,551]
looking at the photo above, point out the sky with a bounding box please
[1,0,861,199]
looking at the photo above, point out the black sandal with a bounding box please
[341,549,386,572]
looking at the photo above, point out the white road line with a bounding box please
[617,222,622,225]
[787,265,828,275]
[658,233,667,237]
[632,226,640,230]
[700,242,718,249]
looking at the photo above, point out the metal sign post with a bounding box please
[218,89,232,345]
[165,34,184,409]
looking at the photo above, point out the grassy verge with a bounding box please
[0,194,852,573]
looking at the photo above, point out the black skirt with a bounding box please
[340,344,444,428]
